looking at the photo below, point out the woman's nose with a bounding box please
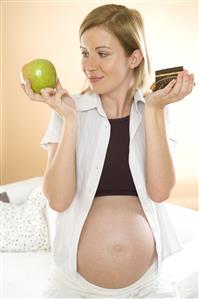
[82,56,98,71]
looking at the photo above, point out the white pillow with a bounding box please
[1,177,43,205]
[0,187,50,252]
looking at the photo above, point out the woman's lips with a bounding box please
[88,77,104,83]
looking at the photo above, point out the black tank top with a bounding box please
[95,115,138,197]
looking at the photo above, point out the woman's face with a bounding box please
[80,26,134,95]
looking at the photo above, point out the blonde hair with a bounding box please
[79,4,154,97]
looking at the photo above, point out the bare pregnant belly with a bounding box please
[77,195,157,289]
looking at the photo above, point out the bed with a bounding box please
[0,177,198,298]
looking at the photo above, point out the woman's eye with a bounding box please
[81,52,88,57]
[98,52,108,57]
[81,52,108,58]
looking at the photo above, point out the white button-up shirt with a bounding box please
[40,89,183,279]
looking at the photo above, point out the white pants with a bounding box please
[41,259,179,298]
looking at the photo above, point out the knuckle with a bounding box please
[58,89,64,96]
[59,89,67,96]
[55,92,62,101]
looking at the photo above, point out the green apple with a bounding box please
[21,59,57,93]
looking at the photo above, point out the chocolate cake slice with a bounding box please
[150,66,183,91]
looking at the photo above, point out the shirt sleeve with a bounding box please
[164,104,178,154]
[40,110,63,150]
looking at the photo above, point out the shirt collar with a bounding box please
[134,89,145,112]
[73,93,98,111]
[74,89,145,117]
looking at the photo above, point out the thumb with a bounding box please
[56,78,63,91]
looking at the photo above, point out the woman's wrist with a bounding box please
[144,103,165,119]
[63,114,78,127]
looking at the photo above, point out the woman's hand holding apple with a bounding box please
[21,79,77,121]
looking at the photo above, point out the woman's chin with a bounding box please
[89,85,103,93]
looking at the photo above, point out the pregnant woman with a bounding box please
[21,4,194,298]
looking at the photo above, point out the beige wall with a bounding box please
[1,1,198,209]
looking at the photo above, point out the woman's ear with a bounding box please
[129,49,143,69]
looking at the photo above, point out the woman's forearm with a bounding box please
[43,118,77,212]
[144,105,176,202]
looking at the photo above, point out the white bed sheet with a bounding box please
[1,251,53,298]
[1,241,198,298]
[160,240,198,298]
